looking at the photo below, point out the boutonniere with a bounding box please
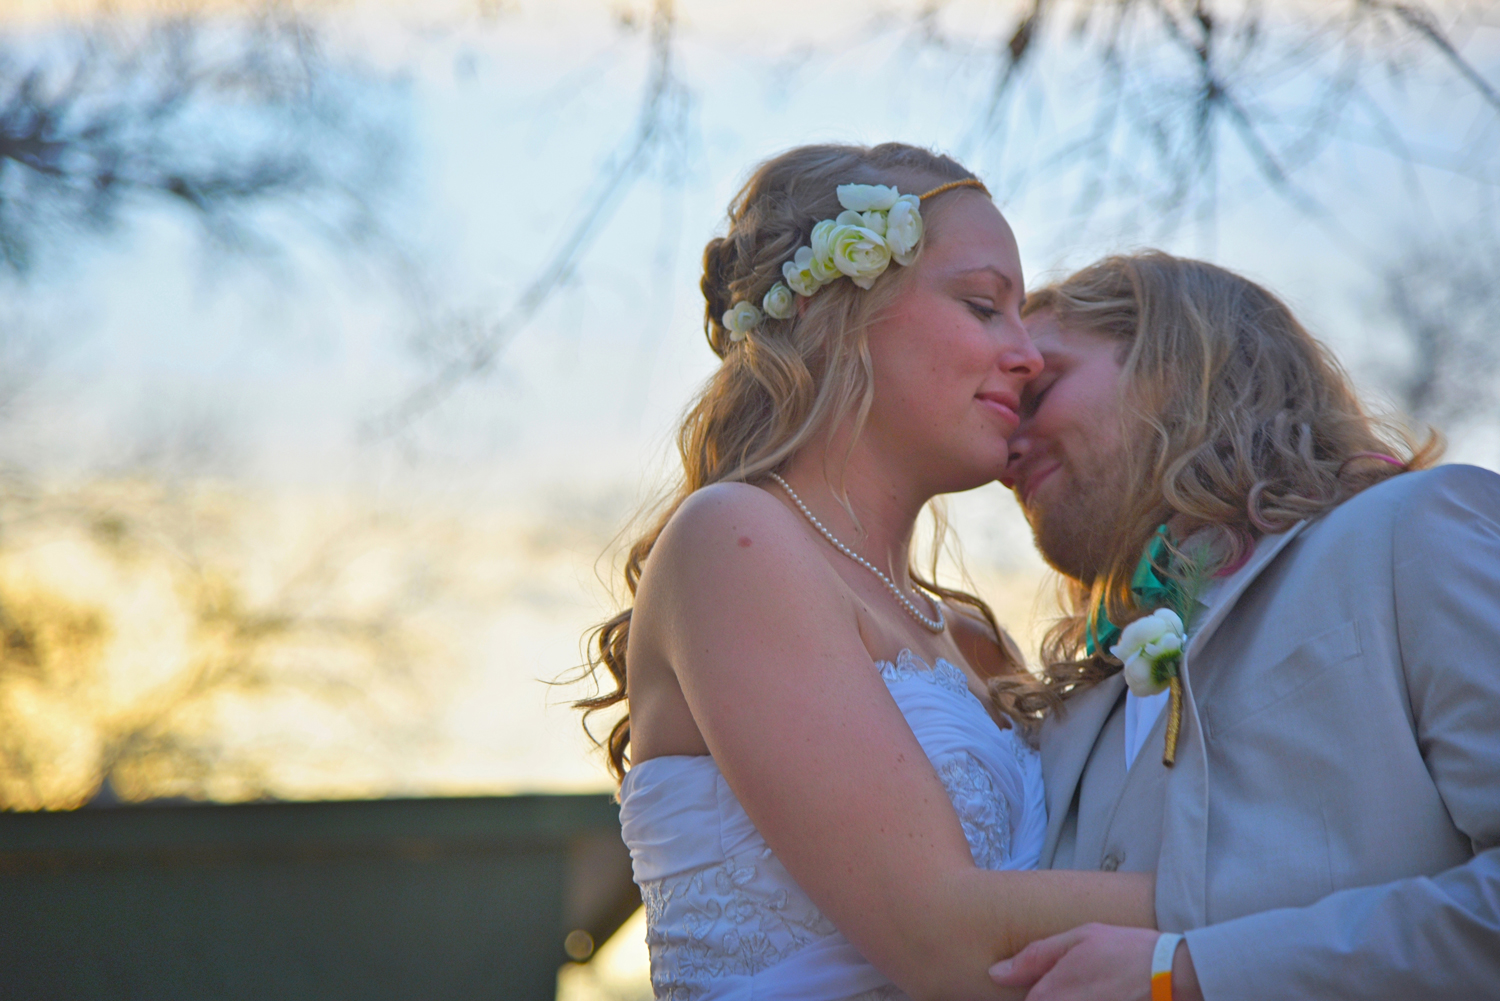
[1087,525,1210,767]
[1111,608,1187,766]
[1112,607,1185,697]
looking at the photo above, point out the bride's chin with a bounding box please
[934,461,1013,495]
[902,440,1012,495]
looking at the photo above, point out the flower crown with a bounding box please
[720,177,990,342]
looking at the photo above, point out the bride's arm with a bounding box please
[637,485,1154,1001]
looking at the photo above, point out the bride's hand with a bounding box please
[989,923,1203,1001]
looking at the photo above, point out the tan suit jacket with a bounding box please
[1038,464,1500,999]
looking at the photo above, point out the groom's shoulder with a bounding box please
[1318,464,1500,533]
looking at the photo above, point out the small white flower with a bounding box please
[836,183,900,212]
[884,194,923,266]
[783,247,823,297]
[808,220,842,283]
[761,282,795,320]
[828,223,892,289]
[1114,607,1184,654]
[722,300,763,342]
[1111,607,1186,697]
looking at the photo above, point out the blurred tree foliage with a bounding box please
[0,4,420,808]
[0,479,435,810]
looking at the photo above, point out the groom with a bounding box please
[990,252,1500,1000]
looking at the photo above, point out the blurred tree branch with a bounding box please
[934,1,1500,440]
[0,4,403,276]
[1374,223,1500,433]
[945,0,1498,240]
[368,0,689,437]
[374,0,1496,430]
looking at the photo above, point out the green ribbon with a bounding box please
[1085,524,1181,657]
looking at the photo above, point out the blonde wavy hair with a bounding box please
[576,142,1022,780]
[1007,251,1442,712]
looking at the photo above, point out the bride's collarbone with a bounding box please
[855,603,947,658]
[855,607,984,691]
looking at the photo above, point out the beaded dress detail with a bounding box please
[617,651,1046,1001]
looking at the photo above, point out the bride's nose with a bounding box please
[1001,325,1043,382]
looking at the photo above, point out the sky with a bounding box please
[12,0,1498,486]
[2,0,1497,800]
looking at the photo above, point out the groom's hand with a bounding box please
[989,924,1203,1001]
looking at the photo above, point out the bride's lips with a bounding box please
[976,391,1021,431]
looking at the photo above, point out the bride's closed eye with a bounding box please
[966,300,998,320]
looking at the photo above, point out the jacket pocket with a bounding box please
[1203,619,1362,738]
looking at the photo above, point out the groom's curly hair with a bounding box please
[575,143,1027,780]
[1004,252,1443,711]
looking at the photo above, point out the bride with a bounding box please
[578,143,1155,1000]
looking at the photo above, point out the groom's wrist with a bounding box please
[1173,939,1204,1001]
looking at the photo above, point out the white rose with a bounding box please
[884,194,923,266]
[808,220,842,283]
[835,208,886,236]
[828,223,892,289]
[1120,654,1162,698]
[836,183,900,213]
[761,282,795,320]
[782,247,823,297]
[1110,607,1186,697]
[721,300,763,342]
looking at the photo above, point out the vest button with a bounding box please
[1101,853,1122,872]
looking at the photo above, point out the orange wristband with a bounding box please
[1151,933,1183,1001]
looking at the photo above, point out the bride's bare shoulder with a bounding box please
[637,482,865,686]
[659,481,799,545]
[644,481,829,591]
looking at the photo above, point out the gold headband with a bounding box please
[919,178,990,201]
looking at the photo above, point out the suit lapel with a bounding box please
[1184,522,1306,659]
[1155,520,1307,928]
[1039,672,1125,866]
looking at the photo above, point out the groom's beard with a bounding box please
[1022,458,1130,584]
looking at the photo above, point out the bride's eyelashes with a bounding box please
[966,300,999,320]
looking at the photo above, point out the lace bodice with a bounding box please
[617,651,1047,1001]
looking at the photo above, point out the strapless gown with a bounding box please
[618,650,1047,1001]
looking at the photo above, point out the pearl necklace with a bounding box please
[768,472,946,633]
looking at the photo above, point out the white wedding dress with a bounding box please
[618,650,1047,1001]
